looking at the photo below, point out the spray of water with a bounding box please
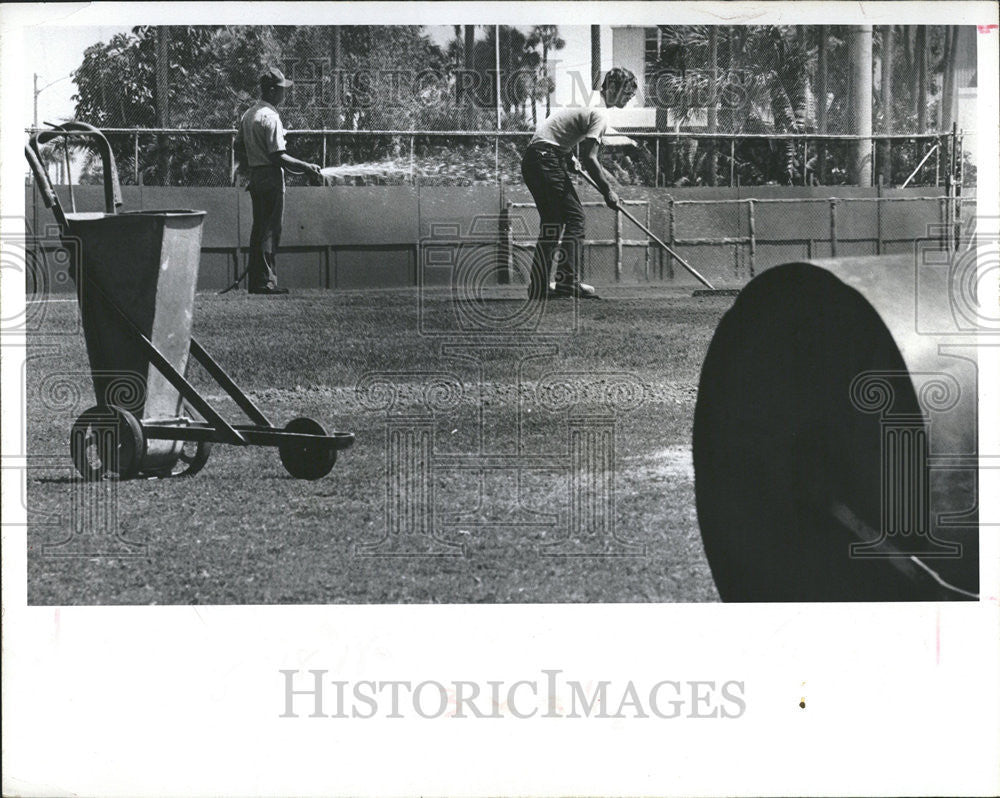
[319,160,411,178]
[318,155,494,183]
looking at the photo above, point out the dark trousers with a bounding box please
[248,166,284,291]
[521,144,586,298]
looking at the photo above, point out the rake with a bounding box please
[571,161,719,291]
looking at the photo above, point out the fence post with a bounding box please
[410,135,415,186]
[935,136,940,187]
[939,197,949,252]
[63,138,75,208]
[730,139,735,187]
[614,201,623,281]
[829,198,838,257]
[645,201,651,281]
[498,200,513,285]
[876,184,883,256]
[229,132,235,187]
[955,131,964,249]
[134,131,140,185]
[666,196,676,280]
[322,134,327,168]
[951,185,962,253]
[958,131,964,188]
[869,136,874,188]
[947,124,957,252]
[747,199,756,278]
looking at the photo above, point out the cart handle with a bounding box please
[24,143,69,231]
[30,121,122,215]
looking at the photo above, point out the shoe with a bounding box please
[249,286,290,295]
[531,282,569,300]
[551,281,600,299]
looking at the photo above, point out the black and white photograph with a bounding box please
[14,13,988,605]
[2,2,998,796]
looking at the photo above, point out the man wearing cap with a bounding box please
[235,67,322,295]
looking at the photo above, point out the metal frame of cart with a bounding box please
[26,121,354,481]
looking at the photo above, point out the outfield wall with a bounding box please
[26,184,969,292]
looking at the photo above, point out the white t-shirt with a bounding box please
[529,106,610,152]
[236,100,287,168]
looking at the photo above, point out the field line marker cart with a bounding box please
[26,122,354,481]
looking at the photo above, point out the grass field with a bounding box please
[26,286,736,604]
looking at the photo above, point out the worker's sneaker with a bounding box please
[551,281,600,299]
[249,286,290,295]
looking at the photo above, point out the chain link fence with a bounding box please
[29,24,976,188]
[29,129,970,190]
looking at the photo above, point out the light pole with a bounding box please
[33,72,74,185]
[33,72,72,128]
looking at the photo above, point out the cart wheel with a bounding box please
[279,417,337,480]
[168,402,212,476]
[70,405,145,481]
[155,440,212,478]
[175,440,212,476]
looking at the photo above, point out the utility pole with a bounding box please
[817,26,828,183]
[33,72,72,129]
[464,25,475,126]
[591,25,601,90]
[495,25,502,129]
[707,27,718,186]
[155,26,172,185]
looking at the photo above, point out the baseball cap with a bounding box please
[261,66,294,89]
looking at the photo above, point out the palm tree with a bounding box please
[648,26,813,184]
[528,25,565,121]
[472,26,538,127]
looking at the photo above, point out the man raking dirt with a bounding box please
[520,67,638,300]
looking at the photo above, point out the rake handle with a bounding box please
[572,164,716,290]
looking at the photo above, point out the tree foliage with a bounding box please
[528,26,566,120]
[70,24,561,185]
[66,24,963,187]
[644,24,962,186]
